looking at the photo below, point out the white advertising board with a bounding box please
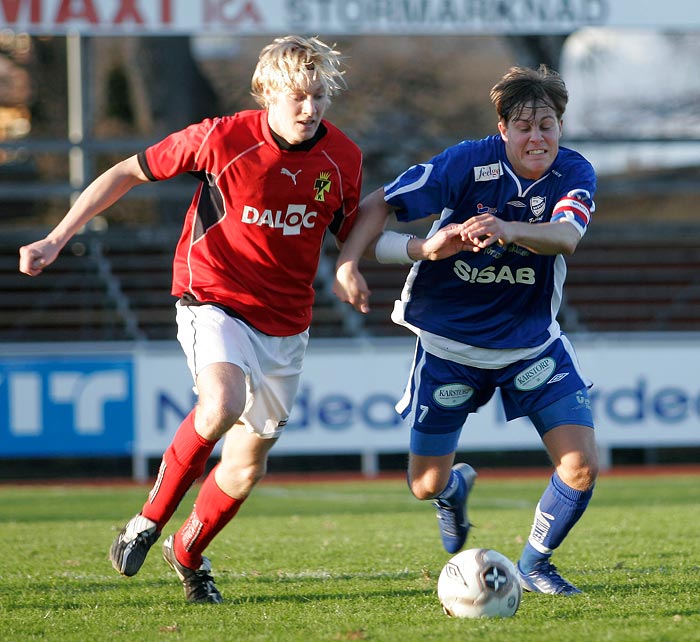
[134,336,700,478]
[4,0,700,36]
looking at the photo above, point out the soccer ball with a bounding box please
[437,548,522,618]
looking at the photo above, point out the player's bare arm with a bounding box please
[337,187,393,261]
[333,187,391,313]
[334,189,477,313]
[462,214,581,256]
[19,155,149,276]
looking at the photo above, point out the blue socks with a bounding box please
[519,471,593,572]
[436,469,462,502]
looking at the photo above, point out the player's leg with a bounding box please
[399,342,483,553]
[145,362,247,525]
[544,422,599,491]
[172,425,276,569]
[110,362,246,577]
[498,337,597,594]
[162,426,277,604]
[518,395,598,595]
[408,452,455,500]
[408,452,477,554]
[161,327,306,603]
[110,304,249,577]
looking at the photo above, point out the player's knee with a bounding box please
[408,475,443,500]
[218,458,266,496]
[583,459,600,488]
[195,399,244,440]
[558,456,598,491]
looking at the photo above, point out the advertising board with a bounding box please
[2,337,699,478]
[3,0,700,36]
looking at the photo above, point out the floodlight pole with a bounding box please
[66,32,89,205]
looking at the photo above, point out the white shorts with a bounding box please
[175,302,309,438]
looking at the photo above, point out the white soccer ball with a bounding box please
[437,548,522,618]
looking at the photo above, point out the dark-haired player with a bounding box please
[334,65,597,596]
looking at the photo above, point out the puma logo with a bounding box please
[281,168,302,185]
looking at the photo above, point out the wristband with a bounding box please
[375,231,416,264]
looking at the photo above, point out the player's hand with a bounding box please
[461,214,511,250]
[418,223,479,260]
[18,239,60,276]
[333,262,371,313]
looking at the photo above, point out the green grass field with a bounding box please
[0,472,698,642]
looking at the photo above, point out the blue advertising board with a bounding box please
[0,354,134,457]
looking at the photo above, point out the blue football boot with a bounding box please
[433,463,477,554]
[518,560,582,595]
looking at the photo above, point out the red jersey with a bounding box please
[139,110,362,336]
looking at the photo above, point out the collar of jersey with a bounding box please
[268,122,327,151]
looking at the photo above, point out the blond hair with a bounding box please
[251,35,346,107]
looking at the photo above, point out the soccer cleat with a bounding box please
[110,513,160,576]
[518,560,582,595]
[433,463,477,554]
[162,535,223,604]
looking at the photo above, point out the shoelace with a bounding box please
[187,570,218,597]
[535,562,577,590]
[435,501,462,535]
[539,562,563,578]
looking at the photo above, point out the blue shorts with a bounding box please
[398,337,594,457]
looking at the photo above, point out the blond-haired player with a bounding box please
[19,35,362,603]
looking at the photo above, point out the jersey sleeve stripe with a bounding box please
[137,151,158,182]
[385,163,433,199]
[552,197,592,236]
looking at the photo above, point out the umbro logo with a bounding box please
[281,168,302,184]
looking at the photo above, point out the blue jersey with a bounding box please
[385,135,596,351]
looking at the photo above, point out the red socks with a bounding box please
[173,464,245,569]
[141,409,216,530]
[140,411,245,570]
